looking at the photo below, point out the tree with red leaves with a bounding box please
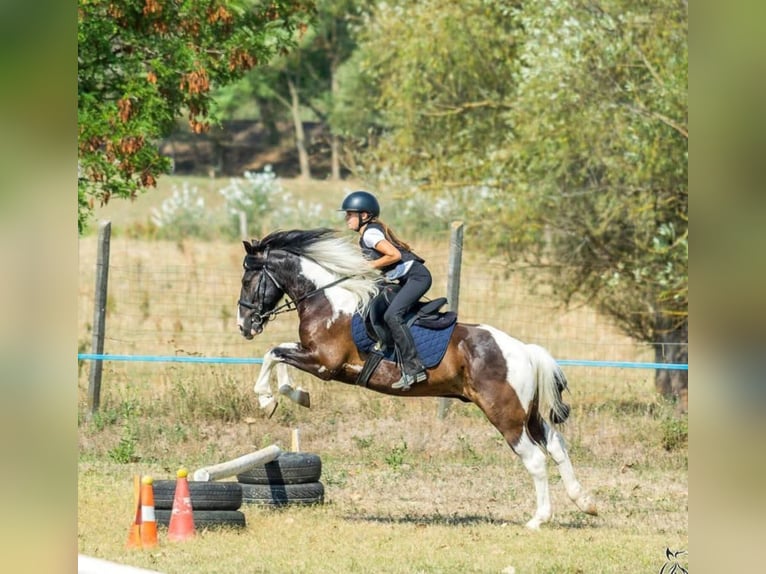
[78,0,315,233]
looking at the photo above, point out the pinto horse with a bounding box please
[237,228,597,529]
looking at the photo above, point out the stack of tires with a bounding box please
[152,480,246,529]
[236,452,325,507]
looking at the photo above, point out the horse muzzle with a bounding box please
[240,314,265,339]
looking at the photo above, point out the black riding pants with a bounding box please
[383,261,432,375]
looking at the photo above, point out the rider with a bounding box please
[340,191,432,390]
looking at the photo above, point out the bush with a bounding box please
[151,182,214,240]
[218,166,283,239]
[660,410,688,451]
[218,166,339,238]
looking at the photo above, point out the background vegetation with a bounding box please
[79,0,687,404]
[78,2,687,570]
[78,177,687,573]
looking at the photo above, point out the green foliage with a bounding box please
[331,49,382,138]
[660,411,688,452]
[384,440,408,470]
[78,0,316,234]
[108,425,139,463]
[139,166,339,240]
[340,0,687,356]
[106,397,141,463]
[89,407,119,432]
[352,435,374,450]
[503,0,688,343]
[346,0,519,184]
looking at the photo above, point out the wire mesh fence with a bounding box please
[78,232,681,396]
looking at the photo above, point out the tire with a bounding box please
[236,452,322,485]
[240,481,324,506]
[155,509,246,528]
[152,480,243,511]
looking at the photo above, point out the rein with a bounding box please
[239,272,350,323]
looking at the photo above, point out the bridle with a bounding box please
[238,247,350,326]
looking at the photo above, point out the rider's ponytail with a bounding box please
[376,220,412,252]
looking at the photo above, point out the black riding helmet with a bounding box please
[341,191,380,217]
[340,191,380,228]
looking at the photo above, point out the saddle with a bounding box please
[351,283,458,386]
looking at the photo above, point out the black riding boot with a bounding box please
[381,262,432,390]
[387,316,427,390]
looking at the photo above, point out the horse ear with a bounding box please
[243,239,260,254]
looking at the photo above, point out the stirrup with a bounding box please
[392,370,427,391]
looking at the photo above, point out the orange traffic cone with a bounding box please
[139,475,158,548]
[168,468,195,542]
[126,475,142,548]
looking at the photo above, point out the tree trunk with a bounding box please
[653,314,688,412]
[331,135,341,180]
[255,96,281,146]
[287,79,311,179]
[330,54,341,180]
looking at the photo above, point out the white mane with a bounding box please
[300,234,380,312]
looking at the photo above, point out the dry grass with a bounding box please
[78,177,687,573]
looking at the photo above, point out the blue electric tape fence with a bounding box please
[78,354,264,364]
[77,353,687,370]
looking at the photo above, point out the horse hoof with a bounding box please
[279,384,311,408]
[524,518,542,530]
[577,494,598,516]
[293,388,311,408]
[261,398,278,419]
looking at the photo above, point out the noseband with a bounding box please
[238,248,350,325]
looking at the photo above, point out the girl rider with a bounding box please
[340,191,432,390]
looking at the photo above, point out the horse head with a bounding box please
[237,228,381,340]
[237,239,287,339]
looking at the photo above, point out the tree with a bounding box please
[77,0,315,233]
[505,0,688,405]
[336,0,688,404]
[332,0,521,215]
[227,0,364,179]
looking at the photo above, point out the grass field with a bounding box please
[78,177,688,573]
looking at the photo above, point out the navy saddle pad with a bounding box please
[350,313,456,369]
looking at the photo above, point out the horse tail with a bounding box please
[526,344,571,425]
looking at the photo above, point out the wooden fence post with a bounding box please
[438,221,464,419]
[238,210,248,240]
[87,220,111,419]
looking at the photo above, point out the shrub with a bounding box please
[660,410,688,451]
[218,166,283,239]
[151,182,213,240]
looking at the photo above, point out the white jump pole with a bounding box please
[79,555,163,574]
[193,444,281,481]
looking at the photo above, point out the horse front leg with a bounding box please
[276,361,311,408]
[253,347,285,417]
[254,343,335,416]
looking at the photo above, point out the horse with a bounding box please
[237,228,598,529]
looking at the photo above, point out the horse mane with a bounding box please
[256,228,380,311]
